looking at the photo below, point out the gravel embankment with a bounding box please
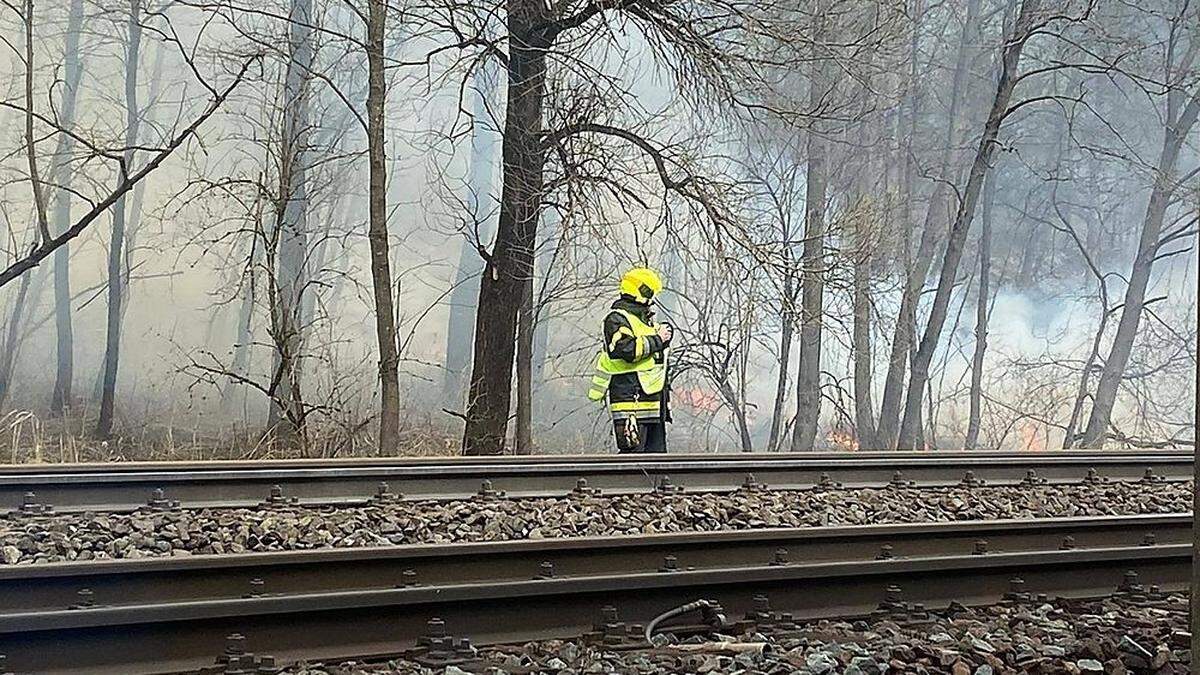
[287,590,1190,674]
[1,481,1190,564]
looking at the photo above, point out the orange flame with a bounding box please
[827,428,860,452]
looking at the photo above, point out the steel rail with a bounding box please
[0,514,1189,611]
[0,450,1190,512]
[0,519,1189,674]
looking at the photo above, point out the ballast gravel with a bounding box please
[0,480,1190,564]
[284,590,1190,674]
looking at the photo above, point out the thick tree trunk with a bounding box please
[963,171,995,450]
[48,0,85,417]
[1079,87,1200,447]
[367,0,402,452]
[96,0,143,439]
[443,68,498,409]
[766,273,794,452]
[897,0,1040,449]
[462,1,548,455]
[790,9,831,452]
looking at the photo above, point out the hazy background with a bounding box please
[0,0,1194,458]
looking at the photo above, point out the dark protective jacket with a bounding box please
[602,296,672,421]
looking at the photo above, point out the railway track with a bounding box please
[0,450,1190,512]
[0,513,1189,674]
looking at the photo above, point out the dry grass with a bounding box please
[0,408,465,464]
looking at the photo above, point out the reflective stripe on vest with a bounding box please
[587,309,667,405]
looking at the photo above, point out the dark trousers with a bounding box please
[613,418,667,453]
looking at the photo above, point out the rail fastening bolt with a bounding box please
[1060,536,1076,550]
[753,595,771,612]
[876,544,895,560]
[659,555,678,572]
[772,547,789,565]
[426,618,447,638]
[1142,533,1157,546]
[224,633,246,657]
[973,540,989,555]
[538,561,555,578]
[75,588,95,608]
[401,569,418,587]
[1120,570,1140,590]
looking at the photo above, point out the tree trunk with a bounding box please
[0,270,34,409]
[266,0,314,444]
[96,0,143,439]
[722,381,753,453]
[790,7,831,452]
[443,67,499,409]
[222,266,257,417]
[514,273,534,454]
[766,272,794,452]
[462,0,548,455]
[963,171,995,450]
[530,209,561,387]
[367,0,402,452]
[48,0,85,417]
[897,0,1040,449]
[1078,87,1200,447]
[852,207,877,449]
[878,0,979,449]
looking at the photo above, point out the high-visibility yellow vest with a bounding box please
[587,310,666,415]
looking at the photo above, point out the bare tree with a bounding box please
[96,0,146,439]
[877,0,982,449]
[790,1,833,452]
[263,0,315,441]
[48,0,85,417]
[443,66,499,411]
[896,0,1041,449]
[365,0,401,451]
[963,170,996,449]
[1078,2,1200,447]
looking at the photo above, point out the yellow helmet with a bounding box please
[619,267,663,304]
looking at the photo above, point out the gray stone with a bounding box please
[805,651,837,674]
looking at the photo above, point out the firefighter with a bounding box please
[587,267,673,453]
